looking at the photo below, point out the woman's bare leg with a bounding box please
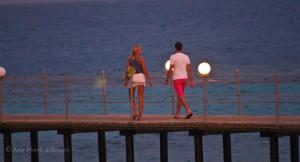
[137,85,144,120]
[128,87,138,119]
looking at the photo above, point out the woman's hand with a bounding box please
[164,79,169,85]
[189,80,194,88]
[124,79,128,87]
[148,79,153,88]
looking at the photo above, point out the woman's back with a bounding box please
[128,55,144,74]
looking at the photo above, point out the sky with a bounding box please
[0,0,106,4]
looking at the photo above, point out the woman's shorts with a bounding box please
[130,73,146,88]
[173,79,187,97]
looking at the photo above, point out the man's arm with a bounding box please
[165,64,174,84]
[186,64,194,88]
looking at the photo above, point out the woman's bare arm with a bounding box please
[124,58,130,86]
[140,57,152,87]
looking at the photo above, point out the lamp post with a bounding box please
[198,62,211,122]
[0,67,7,122]
[165,60,175,115]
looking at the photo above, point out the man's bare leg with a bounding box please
[177,95,192,115]
[174,96,182,118]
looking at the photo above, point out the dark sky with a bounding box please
[0,0,102,4]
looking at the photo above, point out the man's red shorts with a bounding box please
[173,79,187,97]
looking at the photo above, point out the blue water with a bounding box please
[0,0,300,161]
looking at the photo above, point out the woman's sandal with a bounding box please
[184,113,193,119]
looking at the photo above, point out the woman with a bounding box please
[124,45,152,120]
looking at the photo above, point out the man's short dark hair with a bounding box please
[175,42,183,51]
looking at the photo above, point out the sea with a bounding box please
[0,0,300,161]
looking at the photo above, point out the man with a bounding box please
[165,42,194,119]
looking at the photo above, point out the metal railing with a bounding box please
[0,70,300,123]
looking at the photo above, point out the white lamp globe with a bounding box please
[198,62,211,76]
[0,67,6,77]
[165,60,171,71]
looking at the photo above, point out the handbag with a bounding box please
[127,66,136,78]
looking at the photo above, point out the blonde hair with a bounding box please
[132,44,141,55]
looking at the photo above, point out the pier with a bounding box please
[0,73,300,162]
[0,114,300,162]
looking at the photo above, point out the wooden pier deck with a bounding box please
[1,114,300,132]
[1,114,300,162]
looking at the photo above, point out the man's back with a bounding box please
[170,52,190,80]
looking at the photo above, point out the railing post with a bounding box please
[202,77,208,122]
[274,76,280,123]
[0,76,4,122]
[64,74,70,121]
[101,71,108,115]
[235,69,242,115]
[43,72,49,114]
